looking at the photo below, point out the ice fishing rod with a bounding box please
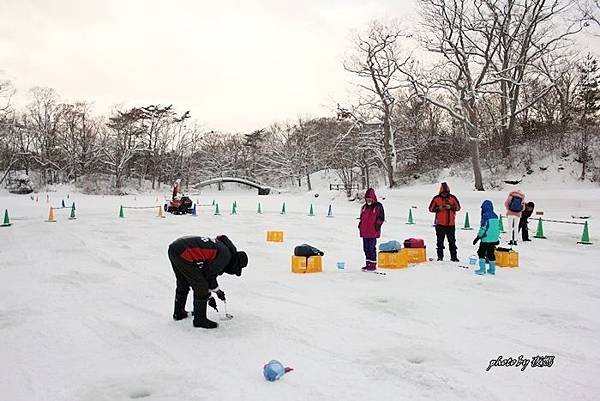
[538,218,586,225]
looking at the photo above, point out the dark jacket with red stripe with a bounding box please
[168,235,234,290]
[428,183,461,226]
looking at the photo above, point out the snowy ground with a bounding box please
[1,180,599,401]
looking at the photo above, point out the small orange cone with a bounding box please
[158,206,165,218]
[46,207,56,222]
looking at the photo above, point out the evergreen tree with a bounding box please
[575,54,600,180]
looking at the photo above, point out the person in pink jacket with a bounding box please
[504,189,526,245]
[358,188,385,271]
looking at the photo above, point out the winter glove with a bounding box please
[208,296,219,312]
[215,289,226,302]
[472,237,480,245]
[444,204,452,210]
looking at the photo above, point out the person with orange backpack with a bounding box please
[428,182,461,261]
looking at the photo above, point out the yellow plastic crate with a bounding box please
[404,247,427,264]
[266,231,284,242]
[495,250,519,268]
[291,255,322,273]
[378,251,408,269]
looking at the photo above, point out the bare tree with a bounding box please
[344,20,410,188]
[537,51,580,129]
[103,108,146,189]
[0,79,16,185]
[133,105,190,189]
[580,0,600,30]
[58,102,104,181]
[197,131,236,180]
[26,87,63,184]
[334,105,383,192]
[262,123,302,186]
[491,0,587,157]
[401,0,504,190]
[0,79,14,115]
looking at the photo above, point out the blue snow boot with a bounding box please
[487,261,496,275]
[475,259,486,275]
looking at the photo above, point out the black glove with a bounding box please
[215,289,226,301]
[208,296,219,312]
[473,237,480,245]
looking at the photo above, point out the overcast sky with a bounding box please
[0,0,417,132]
[1,0,598,133]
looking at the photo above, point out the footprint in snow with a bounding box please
[129,390,151,399]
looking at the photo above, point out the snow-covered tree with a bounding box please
[344,21,410,188]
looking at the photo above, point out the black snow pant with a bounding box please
[477,242,497,261]
[519,218,529,241]
[435,225,457,260]
[168,247,210,302]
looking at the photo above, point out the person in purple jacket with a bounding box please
[358,188,385,272]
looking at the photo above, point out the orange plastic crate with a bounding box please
[266,231,284,242]
[378,251,409,269]
[291,255,322,273]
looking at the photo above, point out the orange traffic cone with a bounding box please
[158,206,165,218]
[46,207,56,222]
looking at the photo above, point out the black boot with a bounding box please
[193,296,218,329]
[450,255,459,262]
[172,290,189,321]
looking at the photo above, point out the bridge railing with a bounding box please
[329,183,360,191]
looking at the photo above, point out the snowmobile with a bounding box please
[164,196,194,215]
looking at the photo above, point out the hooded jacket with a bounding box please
[477,200,500,243]
[168,235,247,290]
[520,201,535,221]
[504,190,526,217]
[428,182,461,226]
[359,188,385,238]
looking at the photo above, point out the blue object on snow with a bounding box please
[336,261,345,269]
[263,360,285,381]
[378,240,401,252]
[263,360,294,382]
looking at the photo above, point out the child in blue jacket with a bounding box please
[473,200,501,275]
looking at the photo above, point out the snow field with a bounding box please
[1,184,599,401]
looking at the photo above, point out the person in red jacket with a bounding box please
[358,188,385,271]
[428,182,461,261]
[172,178,181,200]
[168,235,248,329]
